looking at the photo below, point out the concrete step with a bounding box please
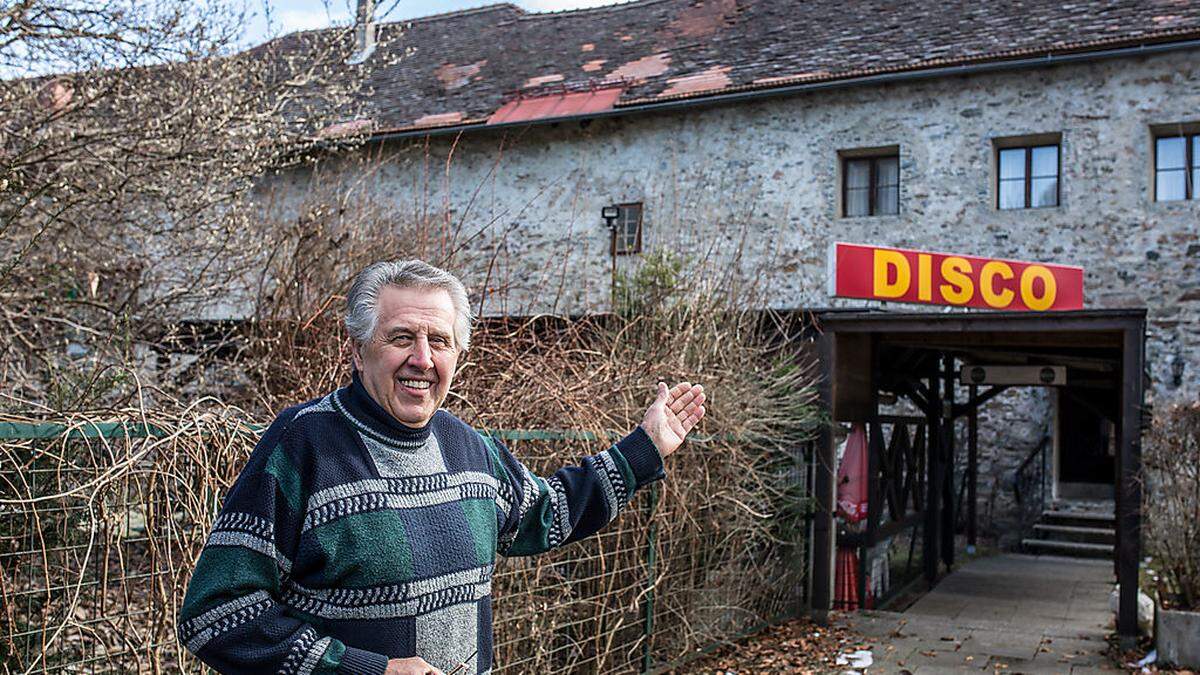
[1032,523,1116,545]
[1040,509,1115,530]
[1022,538,1114,559]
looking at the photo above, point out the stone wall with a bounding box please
[261,49,1200,536]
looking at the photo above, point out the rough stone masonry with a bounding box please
[260,48,1199,537]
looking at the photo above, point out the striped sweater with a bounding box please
[178,373,664,674]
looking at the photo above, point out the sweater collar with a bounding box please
[334,371,434,446]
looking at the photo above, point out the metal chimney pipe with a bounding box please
[347,0,377,64]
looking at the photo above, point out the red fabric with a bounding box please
[834,547,874,610]
[837,423,869,523]
[834,547,857,609]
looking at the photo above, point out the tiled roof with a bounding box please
[262,0,1200,136]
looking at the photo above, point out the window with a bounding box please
[612,202,642,255]
[1155,134,1199,201]
[997,144,1059,209]
[842,154,899,217]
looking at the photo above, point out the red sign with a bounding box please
[827,242,1084,311]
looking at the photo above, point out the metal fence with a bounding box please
[0,415,813,674]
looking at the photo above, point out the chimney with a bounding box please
[346,0,377,64]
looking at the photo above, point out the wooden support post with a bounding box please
[968,384,978,552]
[811,331,836,622]
[1116,323,1144,646]
[860,419,880,608]
[941,354,956,571]
[924,367,941,587]
[1113,414,1122,581]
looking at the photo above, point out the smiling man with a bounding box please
[178,260,706,675]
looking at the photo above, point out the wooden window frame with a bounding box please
[996,143,1060,210]
[1154,132,1198,201]
[841,153,900,218]
[611,202,643,255]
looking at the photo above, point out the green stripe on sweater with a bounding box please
[459,498,498,563]
[314,640,345,675]
[478,434,505,480]
[608,446,637,494]
[265,443,303,513]
[506,478,553,556]
[313,509,414,587]
[180,545,279,621]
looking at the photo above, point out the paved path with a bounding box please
[838,554,1120,673]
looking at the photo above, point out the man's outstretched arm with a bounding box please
[489,382,705,556]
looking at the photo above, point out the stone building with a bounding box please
[259,0,1200,543]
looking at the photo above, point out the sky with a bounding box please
[244,0,627,44]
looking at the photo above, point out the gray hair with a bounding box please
[344,260,474,351]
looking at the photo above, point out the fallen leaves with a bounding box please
[675,618,868,674]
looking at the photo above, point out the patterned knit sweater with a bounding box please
[178,374,664,675]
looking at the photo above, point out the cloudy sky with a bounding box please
[244,0,627,44]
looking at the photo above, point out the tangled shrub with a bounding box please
[1144,402,1200,611]
[1,285,820,672]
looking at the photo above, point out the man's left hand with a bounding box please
[640,381,706,458]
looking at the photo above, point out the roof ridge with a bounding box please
[250,3,524,46]
[384,3,525,25]
[616,26,1200,107]
[511,0,675,20]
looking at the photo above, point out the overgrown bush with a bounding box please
[1144,402,1200,611]
[1,282,820,671]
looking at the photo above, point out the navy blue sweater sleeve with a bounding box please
[177,415,388,675]
[490,426,665,557]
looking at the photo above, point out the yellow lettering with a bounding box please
[873,249,911,299]
[1020,265,1058,311]
[918,254,932,301]
[939,257,974,305]
[980,261,1015,308]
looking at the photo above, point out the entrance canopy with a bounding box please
[810,309,1146,643]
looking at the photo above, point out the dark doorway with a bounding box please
[1058,389,1115,499]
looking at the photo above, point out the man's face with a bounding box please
[351,285,460,428]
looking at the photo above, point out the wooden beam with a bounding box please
[811,331,837,622]
[901,380,934,417]
[1116,322,1145,645]
[968,384,978,549]
[885,331,1123,350]
[956,347,1119,372]
[924,367,941,587]
[941,354,956,571]
[821,309,1145,337]
[952,384,1011,418]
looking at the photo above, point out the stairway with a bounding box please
[1022,502,1115,560]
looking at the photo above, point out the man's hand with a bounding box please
[640,381,706,458]
[385,657,443,675]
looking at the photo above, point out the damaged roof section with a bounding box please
[257,0,1200,137]
[488,86,624,124]
[434,60,487,91]
[607,52,671,82]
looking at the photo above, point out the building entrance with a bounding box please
[1056,389,1116,500]
[809,309,1147,646]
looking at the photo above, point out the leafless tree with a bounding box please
[0,0,380,409]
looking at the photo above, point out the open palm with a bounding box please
[640,381,706,458]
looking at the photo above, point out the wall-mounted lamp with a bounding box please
[601,205,621,309]
[601,205,620,229]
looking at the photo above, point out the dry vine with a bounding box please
[1143,402,1200,611]
[0,291,820,672]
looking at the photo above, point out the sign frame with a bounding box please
[827,242,1084,311]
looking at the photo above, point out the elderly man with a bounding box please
[178,260,706,675]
